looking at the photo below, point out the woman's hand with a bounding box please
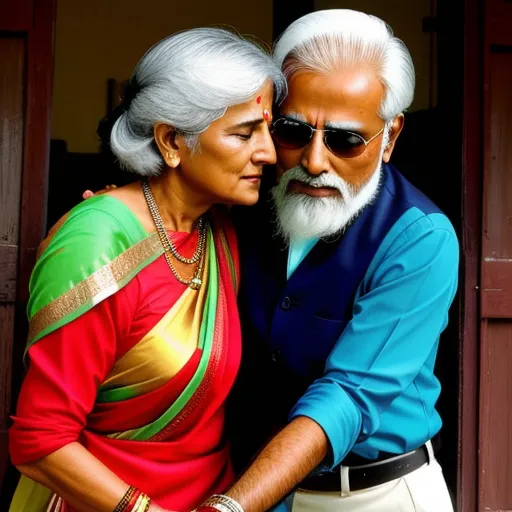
[16,442,133,512]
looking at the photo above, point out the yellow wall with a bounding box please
[314,0,435,112]
[51,0,273,153]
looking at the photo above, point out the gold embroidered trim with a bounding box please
[28,233,162,342]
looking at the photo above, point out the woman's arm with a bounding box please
[10,271,169,510]
[18,442,169,511]
[17,443,130,512]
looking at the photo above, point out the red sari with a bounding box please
[9,196,241,511]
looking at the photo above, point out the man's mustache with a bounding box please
[279,167,346,195]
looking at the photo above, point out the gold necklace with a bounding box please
[142,178,207,290]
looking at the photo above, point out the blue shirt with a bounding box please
[287,237,318,279]
[286,207,459,467]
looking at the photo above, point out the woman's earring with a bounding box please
[167,152,179,167]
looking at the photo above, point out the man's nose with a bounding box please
[301,131,330,176]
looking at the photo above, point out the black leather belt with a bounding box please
[299,445,429,493]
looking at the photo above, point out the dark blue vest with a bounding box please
[227,164,441,469]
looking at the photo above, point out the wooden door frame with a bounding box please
[0,0,56,500]
[477,0,512,509]
[10,0,56,411]
[458,0,483,510]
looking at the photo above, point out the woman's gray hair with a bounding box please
[107,28,287,175]
[273,10,415,121]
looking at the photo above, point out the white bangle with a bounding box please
[201,494,244,512]
[201,502,231,512]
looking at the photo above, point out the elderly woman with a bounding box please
[8,28,286,512]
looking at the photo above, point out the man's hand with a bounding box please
[225,416,328,512]
[82,184,117,199]
[37,185,118,259]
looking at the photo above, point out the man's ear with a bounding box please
[382,114,404,163]
[154,123,181,168]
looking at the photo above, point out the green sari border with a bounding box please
[27,233,164,351]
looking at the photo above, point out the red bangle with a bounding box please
[124,489,142,512]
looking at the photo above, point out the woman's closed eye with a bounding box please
[227,118,263,141]
[233,131,253,141]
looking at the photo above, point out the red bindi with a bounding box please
[256,96,262,104]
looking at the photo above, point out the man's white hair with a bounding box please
[272,9,415,121]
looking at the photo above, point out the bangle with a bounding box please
[125,489,142,512]
[112,487,151,512]
[198,503,230,512]
[200,495,244,512]
[132,494,145,512]
[134,494,151,512]
[114,486,136,512]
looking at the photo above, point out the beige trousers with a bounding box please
[275,445,454,512]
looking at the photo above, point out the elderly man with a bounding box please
[219,9,458,512]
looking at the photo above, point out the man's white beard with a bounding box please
[271,133,389,242]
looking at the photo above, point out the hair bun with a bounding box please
[97,79,141,147]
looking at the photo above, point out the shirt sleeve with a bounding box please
[289,214,460,467]
[9,278,139,466]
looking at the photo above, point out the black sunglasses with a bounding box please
[270,117,385,159]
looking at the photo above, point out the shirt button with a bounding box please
[281,296,291,310]
[271,350,281,362]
